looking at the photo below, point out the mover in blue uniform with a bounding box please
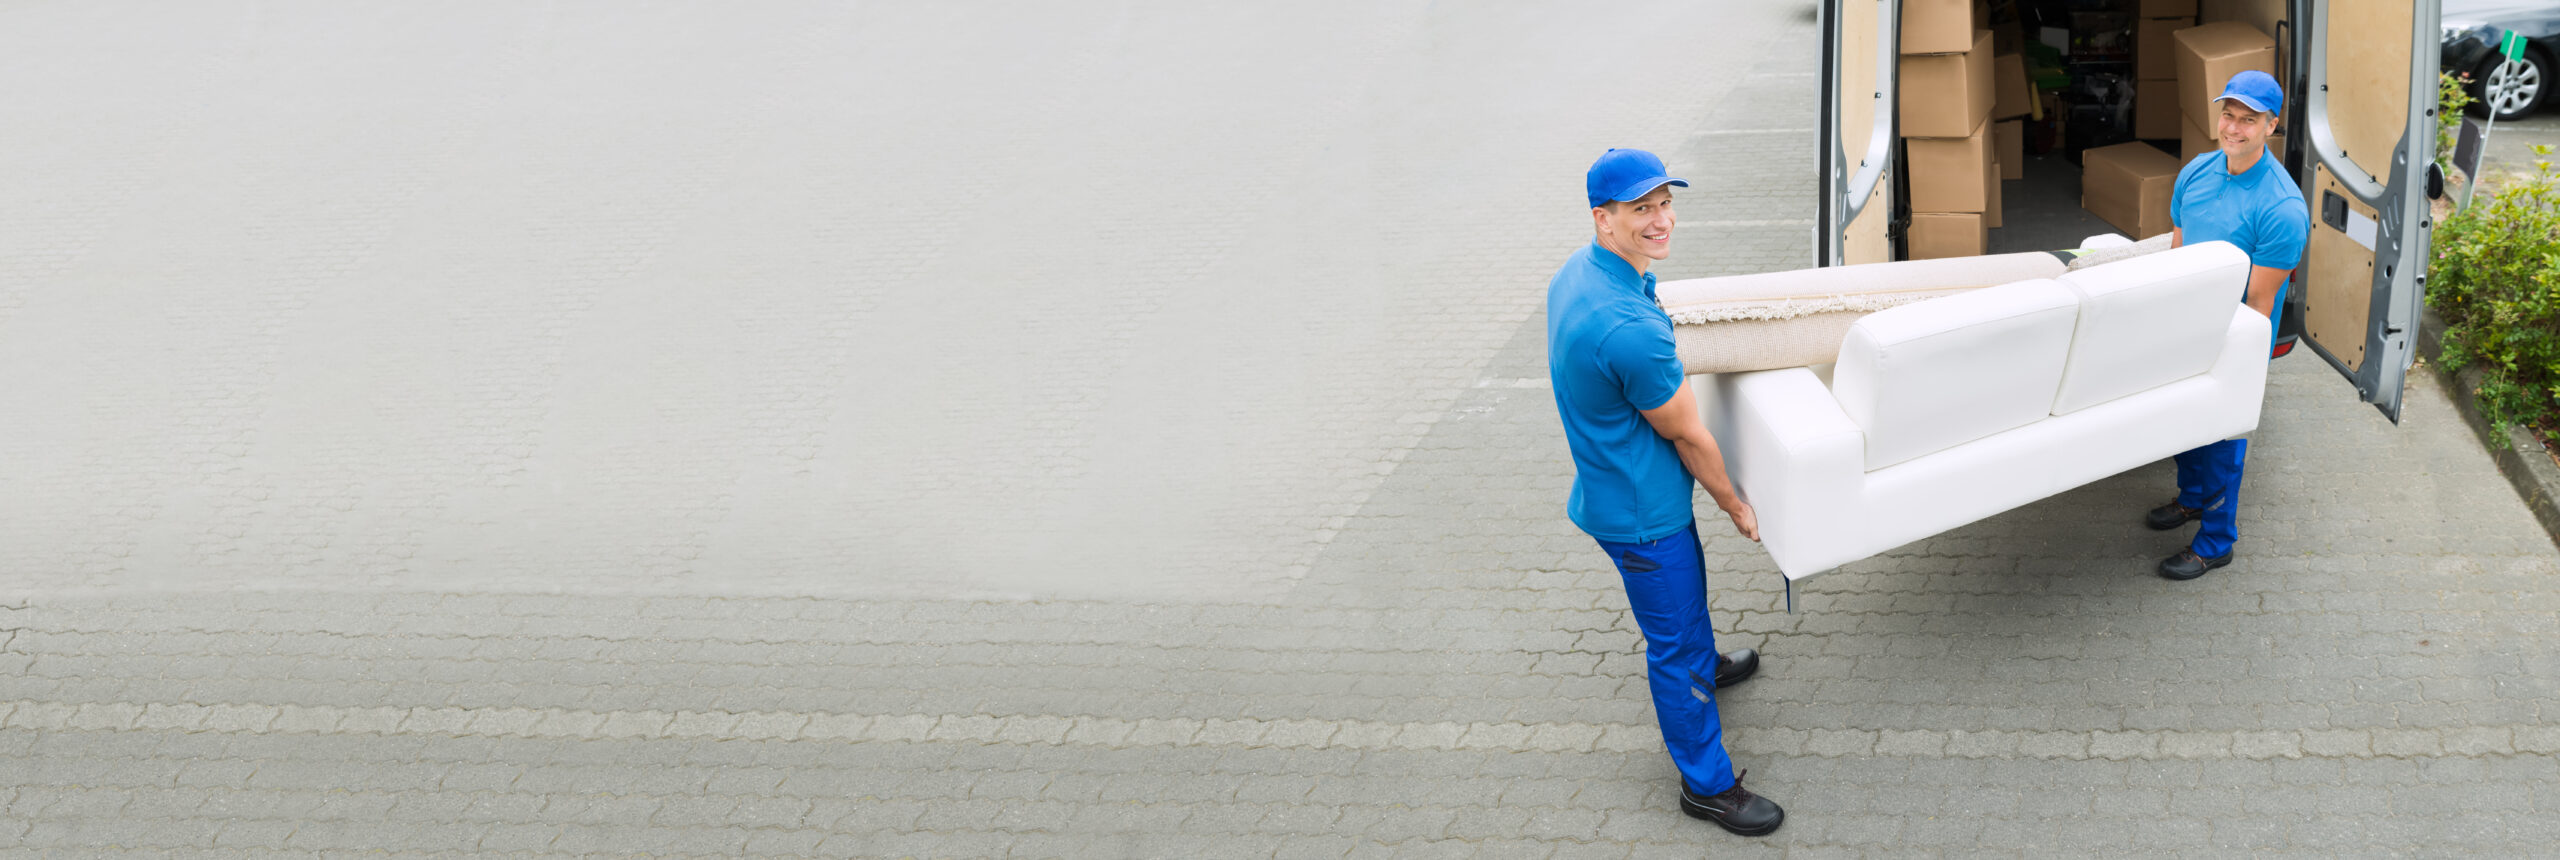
[2149,70,2311,580]
[1544,148,1782,837]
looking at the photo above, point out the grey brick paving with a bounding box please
[2,0,2557,857]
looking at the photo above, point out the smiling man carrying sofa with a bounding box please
[1543,148,1782,838]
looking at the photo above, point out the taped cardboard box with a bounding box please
[1992,53,2032,120]
[2173,22,2274,124]
[1910,212,1987,259]
[1994,119,2023,179]
[2082,142,2181,240]
[1900,30,1996,138]
[2138,78,2180,140]
[2137,17,2191,81]
[1902,0,1986,55]
[1909,119,1992,213]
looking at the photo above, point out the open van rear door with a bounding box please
[2294,0,2441,422]
[1818,0,1897,267]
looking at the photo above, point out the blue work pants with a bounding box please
[2172,282,2284,559]
[1593,520,1737,796]
[2174,438,2247,558]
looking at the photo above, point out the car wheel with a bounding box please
[2476,47,2552,121]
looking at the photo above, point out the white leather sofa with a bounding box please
[1696,242,2270,581]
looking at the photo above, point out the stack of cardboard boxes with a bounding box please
[2085,0,2281,241]
[1992,49,2031,184]
[1900,0,1996,259]
[2133,0,2193,141]
[1910,1,2294,253]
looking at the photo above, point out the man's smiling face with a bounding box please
[1595,185,1677,265]
[2215,99,2276,161]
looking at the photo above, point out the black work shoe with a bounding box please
[2157,548,2232,581]
[1713,648,1760,689]
[1680,769,1784,836]
[2146,501,2205,530]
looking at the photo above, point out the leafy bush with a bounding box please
[2430,143,2560,433]
[2439,72,2476,178]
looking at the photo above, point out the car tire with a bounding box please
[2473,46,2553,121]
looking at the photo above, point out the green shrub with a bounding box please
[2430,143,2560,433]
[2438,72,2475,178]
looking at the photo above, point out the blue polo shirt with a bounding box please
[2171,146,2308,341]
[1546,242,1693,543]
[2172,145,2309,270]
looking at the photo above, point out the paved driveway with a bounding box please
[2,1,2555,857]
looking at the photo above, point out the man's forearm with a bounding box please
[1673,436,1743,511]
[2246,278,2280,318]
[2244,266,2289,319]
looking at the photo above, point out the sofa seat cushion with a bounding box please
[1829,279,2081,470]
[2050,241,2253,414]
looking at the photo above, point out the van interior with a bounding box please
[1850,0,2432,418]
[1923,0,2293,257]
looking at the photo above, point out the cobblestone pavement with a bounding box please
[4,1,2558,857]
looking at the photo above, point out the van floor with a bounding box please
[1986,148,2119,255]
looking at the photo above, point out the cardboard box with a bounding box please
[2138,78,2181,140]
[2173,22,2275,125]
[2201,0,2284,45]
[2137,17,2191,80]
[2182,115,2216,161]
[1900,30,1996,138]
[1986,161,2003,229]
[2206,0,2293,88]
[2082,142,2183,240]
[1994,119,2023,179]
[1908,119,1993,212]
[1902,0,1985,55]
[2139,0,2196,16]
[1992,53,2032,120]
[1910,212,1987,259]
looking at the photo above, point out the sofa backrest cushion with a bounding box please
[2050,241,2253,415]
[1831,279,2081,471]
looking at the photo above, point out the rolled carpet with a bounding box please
[1658,252,2070,374]
[2063,231,2179,271]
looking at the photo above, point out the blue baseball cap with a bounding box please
[2214,70,2284,117]
[1586,148,1688,209]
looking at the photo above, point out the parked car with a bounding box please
[2443,0,2560,120]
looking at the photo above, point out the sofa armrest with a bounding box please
[1695,368,1868,579]
[2208,304,2273,437]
